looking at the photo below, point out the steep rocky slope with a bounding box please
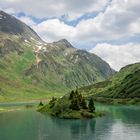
[0,11,115,101]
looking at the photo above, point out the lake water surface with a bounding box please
[0,103,140,140]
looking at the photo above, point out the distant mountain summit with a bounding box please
[0,11,41,41]
[53,39,74,49]
[0,11,115,101]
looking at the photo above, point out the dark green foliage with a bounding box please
[49,97,57,108]
[38,89,102,119]
[69,90,75,100]
[81,98,88,109]
[80,111,95,118]
[77,93,82,104]
[88,98,95,113]
[75,89,78,95]
[69,90,81,110]
[69,89,88,110]
[80,63,140,100]
[70,98,80,110]
[39,101,44,106]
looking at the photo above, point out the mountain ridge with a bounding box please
[79,62,140,100]
[0,11,42,41]
[0,11,115,101]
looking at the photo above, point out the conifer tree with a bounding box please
[39,101,44,106]
[75,89,78,95]
[78,93,82,101]
[88,98,95,113]
[81,98,87,109]
[70,98,80,110]
[69,90,75,100]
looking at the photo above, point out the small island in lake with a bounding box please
[38,90,104,119]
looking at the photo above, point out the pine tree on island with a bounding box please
[81,98,88,109]
[88,98,95,113]
[69,89,95,112]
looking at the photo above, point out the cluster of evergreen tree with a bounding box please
[69,90,95,112]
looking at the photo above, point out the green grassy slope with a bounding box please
[0,35,66,102]
[0,11,115,102]
[79,63,140,99]
[0,34,114,102]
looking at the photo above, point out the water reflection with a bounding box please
[37,114,97,140]
[96,104,140,124]
[0,104,140,140]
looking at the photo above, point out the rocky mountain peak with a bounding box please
[53,39,74,49]
[0,11,41,41]
[0,11,116,97]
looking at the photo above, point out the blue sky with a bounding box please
[0,0,140,70]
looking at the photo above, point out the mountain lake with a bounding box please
[0,102,140,140]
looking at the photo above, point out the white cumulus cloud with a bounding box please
[19,16,36,27]
[1,0,140,70]
[18,0,140,46]
[33,19,76,42]
[0,0,109,20]
[90,43,140,71]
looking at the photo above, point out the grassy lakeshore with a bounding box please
[0,107,22,113]
[0,92,65,103]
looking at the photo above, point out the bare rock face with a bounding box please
[0,39,24,56]
[0,11,41,41]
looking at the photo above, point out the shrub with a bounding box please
[49,97,57,108]
[38,101,44,106]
